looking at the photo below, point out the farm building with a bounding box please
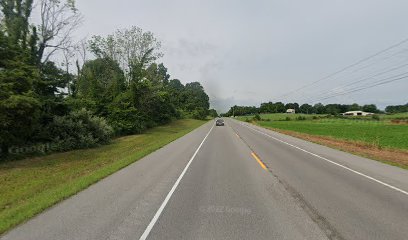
[286,109,296,114]
[341,111,374,116]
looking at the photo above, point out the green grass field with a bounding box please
[378,112,408,120]
[237,113,327,121]
[258,120,407,150]
[237,113,408,150]
[0,119,207,234]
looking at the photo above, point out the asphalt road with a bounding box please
[1,118,407,240]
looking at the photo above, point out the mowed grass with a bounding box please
[258,119,408,150]
[379,112,408,120]
[0,119,207,234]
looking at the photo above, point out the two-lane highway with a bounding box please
[1,118,407,240]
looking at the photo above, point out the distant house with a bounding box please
[286,109,296,114]
[341,111,374,116]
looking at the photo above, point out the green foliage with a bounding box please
[77,58,125,101]
[237,113,327,122]
[385,103,408,113]
[0,94,41,154]
[48,109,113,151]
[108,106,146,135]
[183,82,210,114]
[191,107,208,120]
[0,0,34,52]
[0,119,206,235]
[258,119,408,150]
[208,109,218,118]
[253,113,261,121]
[362,104,380,113]
[299,103,314,114]
[1,5,211,159]
[259,102,285,113]
[226,102,388,117]
[225,105,258,116]
[0,25,42,156]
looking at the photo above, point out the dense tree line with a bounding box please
[223,101,407,117]
[385,103,408,113]
[0,1,210,158]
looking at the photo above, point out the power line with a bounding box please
[309,72,408,102]
[307,73,408,103]
[301,62,408,102]
[272,37,408,101]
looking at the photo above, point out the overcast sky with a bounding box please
[75,0,408,112]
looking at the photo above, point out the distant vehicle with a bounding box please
[216,119,225,126]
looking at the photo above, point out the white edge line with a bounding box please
[139,123,215,240]
[237,121,408,197]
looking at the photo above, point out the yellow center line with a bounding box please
[251,152,267,170]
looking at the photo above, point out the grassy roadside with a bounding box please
[260,127,408,170]
[0,119,207,235]
[235,115,408,169]
[258,119,408,150]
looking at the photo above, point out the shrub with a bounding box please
[107,107,147,135]
[372,115,380,121]
[253,114,261,121]
[296,116,307,121]
[48,109,113,151]
[191,107,208,120]
[285,116,291,121]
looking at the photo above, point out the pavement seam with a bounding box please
[229,125,270,171]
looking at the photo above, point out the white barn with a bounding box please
[341,111,374,116]
[286,109,296,114]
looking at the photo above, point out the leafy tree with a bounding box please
[362,104,379,113]
[260,102,274,113]
[0,49,41,155]
[77,58,126,97]
[106,92,146,135]
[299,103,313,114]
[0,0,34,51]
[208,109,218,118]
[385,103,408,113]
[349,103,361,111]
[145,63,170,85]
[313,103,326,114]
[89,26,163,80]
[183,82,209,117]
[166,79,185,111]
[1,15,212,159]
[224,105,259,117]
[274,102,285,113]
